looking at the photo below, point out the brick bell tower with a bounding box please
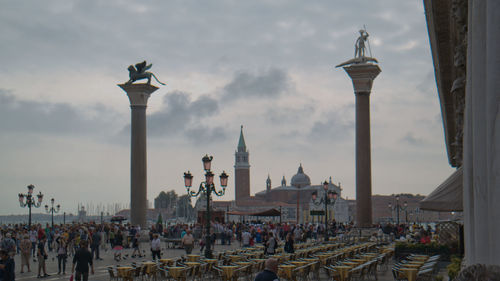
[235,125,250,205]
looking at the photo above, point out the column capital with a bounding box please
[118,83,159,106]
[343,63,381,94]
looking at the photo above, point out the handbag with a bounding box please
[69,274,73,281]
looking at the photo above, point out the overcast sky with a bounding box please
[0,0,455,216]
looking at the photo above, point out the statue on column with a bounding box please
[336,28,378,68]
[354,29,369,58]
[125,61,166,85]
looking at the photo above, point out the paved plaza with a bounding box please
[9,241,413,281]
[14,241,237,281]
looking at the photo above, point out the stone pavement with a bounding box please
[11,241,410,281]
[14,242,240,281]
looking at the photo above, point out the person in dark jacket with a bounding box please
[90,231,101,260]
[254,258,279,281]
[284,233,294,254]
[72,241,94,281]
[0,250,15,281]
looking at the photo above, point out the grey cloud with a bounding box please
[309,109,354,141]
[0,89,117,136]
[416,71,437,97]
[222,68,292,101]
[401,132,425,146]
[265,104,315,124]
[0,0,433,77]
[185,126,227,144]
[146,90,226,143]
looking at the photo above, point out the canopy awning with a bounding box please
[420,167,463,211]
[227,208,281,217]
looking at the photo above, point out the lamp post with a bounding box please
[184,154,229,258]
[18,184,44,229]
[388,195,407,225]
[45,198,60,229]
[311,181,338,241]
[279,205,282,224]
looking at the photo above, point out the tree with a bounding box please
[154,190,178,209]
[177,195,193,218]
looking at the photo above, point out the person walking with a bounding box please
[284,233,294,254]
[56,237,68,275]
[181,229,194,255]
[150,234,161,261]
[242,229,251,247]
[19,235,32,273]
[1,233,16,257]
[71,240,94,281]
[112,230,124,262]
[36,235,49,278]
[29,229,37,257]
[266,232,277,256]
[254,258,279,281]
[131,233,142,258]
[0,250,15,281]
[90,230,101,260]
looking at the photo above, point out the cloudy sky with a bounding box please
[0,0,455,215]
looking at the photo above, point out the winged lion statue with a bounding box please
[125,61,166,85]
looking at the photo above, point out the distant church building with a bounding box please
[234,126,251,204]
[198,126,350,223]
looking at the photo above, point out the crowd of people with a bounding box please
[0,219,438,280]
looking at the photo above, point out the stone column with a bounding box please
[463,0,500,265]
[118,83,158,228]
[342,63,381,228]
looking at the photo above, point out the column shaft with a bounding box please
[130,105,147,227]
[355,92,373,227]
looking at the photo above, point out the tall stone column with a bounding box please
[118,83,158,227]
[342,63,380,227]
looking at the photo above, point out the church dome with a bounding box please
[291,164,311,187]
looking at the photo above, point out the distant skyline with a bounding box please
[0,0,454,215]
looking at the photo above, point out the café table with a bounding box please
[228,255,243,262]
[315,254,331,265]
[411,256,429,262]
[407,260,425,265]
[167,266,187,280]
[243,252,256,258]
[278,264,296,280]
[219,265,240,281]
[187,254,201,262]
[351,259,365,264]
[142,261,156,273]
[403,263,421,269]
[333,265,352,281]
[400,267,418,281]
[290,261,308,267]
[116,267,133,281]
[303,258,319,263]
[159,258,174,266]
[343,261,358,267]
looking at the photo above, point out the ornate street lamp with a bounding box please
[311,180,338,241]
[388,195,408,225]
[184,155,228,258]
[18,184,44,228]
[45,198,61,229]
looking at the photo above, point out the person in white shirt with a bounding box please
[242,230,251,247]
[29,230,37,256]
[266,232,277,255]
[150,234,161,260]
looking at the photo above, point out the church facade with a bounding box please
[199,126,350,224]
